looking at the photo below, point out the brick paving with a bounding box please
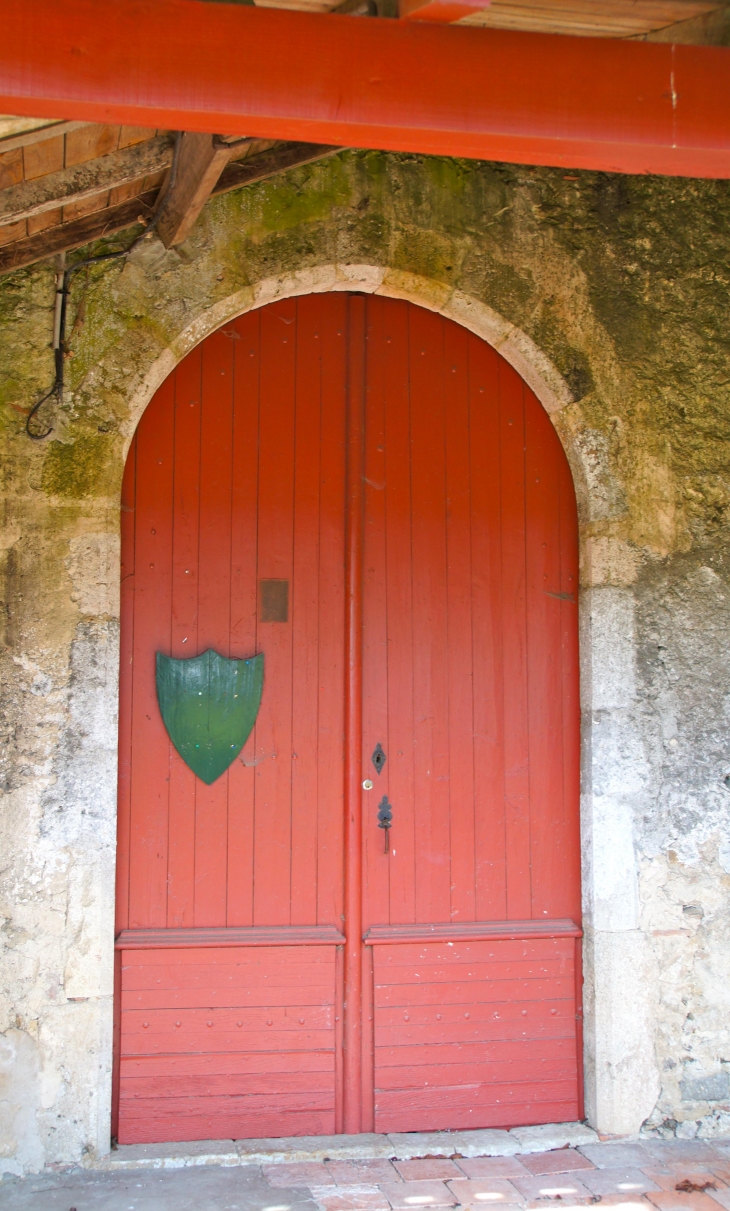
[274,1138,730,1210]
[2,1134,730,1209]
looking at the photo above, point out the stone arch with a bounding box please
[123,263,591,522]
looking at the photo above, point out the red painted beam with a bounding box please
[1,0,730,177]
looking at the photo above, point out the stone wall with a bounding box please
[0,150,728,1173]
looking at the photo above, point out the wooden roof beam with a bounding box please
[1,0,730,177]
[156,132,233,248]
[0,141,343,274]
[0,133,173,226]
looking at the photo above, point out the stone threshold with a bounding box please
[99,1121,598,1171]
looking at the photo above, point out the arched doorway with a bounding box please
[114,292,581,1145]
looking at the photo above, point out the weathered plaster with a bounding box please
[1,150,729,1171]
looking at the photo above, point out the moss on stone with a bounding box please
[41,436,114,499]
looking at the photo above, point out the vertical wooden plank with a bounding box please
[111,948,122,1140]
[362,296,391,929]
[335,942,345,1134]
[166,349,202,929]
[524,392,567,921]
[128,378,175,929]
[361,942,375,1132]
[315,295,348,931]
[380,299,416,926]
[290,297,324,925]
[227,311,262,927]
[408,307,451,925]
[442,319,476,923]
[253,299,297,925]
[498,362,532,920]
[468,336,507,920]
[343,293,366,1134]
[193,330,235,927]
[116,436,136,933]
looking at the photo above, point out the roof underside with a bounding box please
[1,0,729,274]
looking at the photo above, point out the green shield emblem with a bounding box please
[156,648,264,785]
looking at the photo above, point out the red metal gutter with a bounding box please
[1,0,730,177]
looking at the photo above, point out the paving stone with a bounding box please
[264,1162,336,1187]
[243,1135,396,1163]
[708,1188,730,1210]
[509,1170,593,1201]
[577,1141,660,1170]
[510,1122,598,1154]
[646,1189,726,1211]
[0,1164,318,1211]
[379,1180,458,1207]
[327,1160,400,1184]
[311,1186,392,1210]
[454,1157,530,1179]
[105,1137,240,1169]
[642,1140,719,1165]
[446,1177,523,1204]
[709,1163,730,1183]
[446,1130,521,1158]
[579,1167,662,1196]
[518,1148,595,1175]
[394,1160,464,1181]
[578,1199,651,1209]
[388,1132,518,1160]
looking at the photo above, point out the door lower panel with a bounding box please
[368,921,581,1133]
[117,929,344,1144]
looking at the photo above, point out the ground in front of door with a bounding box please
[3,1128,730,1210]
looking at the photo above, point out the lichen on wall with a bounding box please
[0,148,729,1170]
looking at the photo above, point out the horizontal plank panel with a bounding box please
[122,986,336,1010]
[117,926,345,949]
[122,1005,333,1033]
[375,1020,573,1047]
[121,1090,334,1114]
[375,1038,577,1066]
[374,958,571,984]
[365,919,581,945]
[118,1110,335,1145]
[375,1079,579,1113]
[376,1059,577,1089]
[123,1034,333,1058]
[375,978,573,1006]
[372,938,576,965]
[118,935,338,1141]
[122,1050,333,1078]
[121,1070,334,1098]
[121,944,337,970]
[374,1100,580,1133]
[375,997,573,1029]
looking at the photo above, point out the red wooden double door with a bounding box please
[115,293,581,1145]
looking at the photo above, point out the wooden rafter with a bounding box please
[0,134,174,226]
[0,142,343,275]
[0,189,158,274]
[156,132,233,248]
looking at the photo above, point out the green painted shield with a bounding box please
[156,649,264,785]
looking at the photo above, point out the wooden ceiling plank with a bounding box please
[156,131,233,248]
[0,134,173,226]
[0,188,158,275]
[455,0,720,33]
[0,120,91,156]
